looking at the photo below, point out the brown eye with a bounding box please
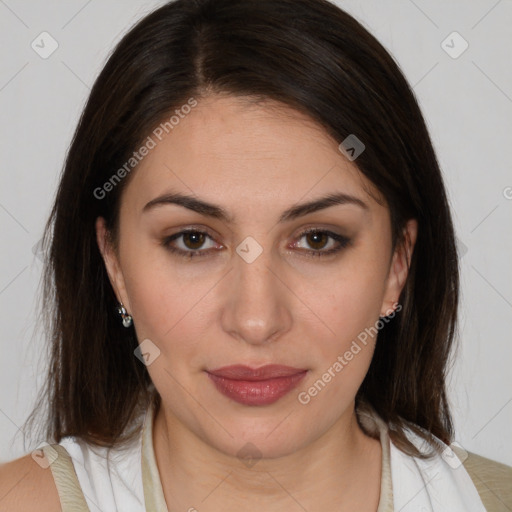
[182,231,206,250]
[305,231,329,250]
[294,228,351,257]
[162,229,219,259]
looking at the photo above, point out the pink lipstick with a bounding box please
[206,364,307,406]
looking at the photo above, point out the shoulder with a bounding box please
[457,448,512,511]
[0,451,61,512]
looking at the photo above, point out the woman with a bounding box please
[1,0,510,510]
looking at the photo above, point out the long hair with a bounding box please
[24,0,459,457]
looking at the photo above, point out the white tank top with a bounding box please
[40,400,495,511]
[41,400,168,511]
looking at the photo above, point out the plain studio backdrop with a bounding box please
[0,0,511,466]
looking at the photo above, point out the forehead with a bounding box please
[121,95,383,220]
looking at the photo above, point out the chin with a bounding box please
[199,417,312,462]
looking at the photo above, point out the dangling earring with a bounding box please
[117,302,133,328]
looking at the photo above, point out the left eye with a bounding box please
[292,229,351,257]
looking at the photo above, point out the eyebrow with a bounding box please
[142,190,369,224]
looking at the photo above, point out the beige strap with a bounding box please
[356,401,394,511]
[141,401,169,511]
[377,427,394,512]
[42,443,90,511]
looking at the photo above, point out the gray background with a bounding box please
[0,0,511,467]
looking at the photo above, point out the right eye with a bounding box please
[161,229,222,259]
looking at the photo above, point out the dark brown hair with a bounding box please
[24,0,459,458]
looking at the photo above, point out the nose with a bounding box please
[220,244,292,346]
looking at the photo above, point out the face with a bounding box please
[97,94,416,458]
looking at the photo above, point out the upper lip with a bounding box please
[206,364,307,381]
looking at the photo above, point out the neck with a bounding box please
[152,402,382,512]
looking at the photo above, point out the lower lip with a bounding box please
[206,371,307,406]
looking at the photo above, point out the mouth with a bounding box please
[205,364,308,406]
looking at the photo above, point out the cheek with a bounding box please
[292,266,388,417]
[126,275,208,351]
[296,274,383,414]
[119,240,200,343]
[304,256,389,358]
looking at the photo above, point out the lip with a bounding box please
[206,365,308,406]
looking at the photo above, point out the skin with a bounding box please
[96,94,417,511]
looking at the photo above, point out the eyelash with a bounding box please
[161,227,351,260]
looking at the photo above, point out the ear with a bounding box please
[380,218,418,317]
[95,216,132,312]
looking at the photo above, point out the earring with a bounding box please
[117,302,133,328]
